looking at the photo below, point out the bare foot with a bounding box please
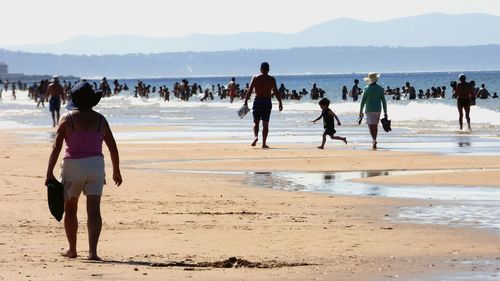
[317,146,324,150]
[372,141,378,150]
[343,138,348,145]
[262,144,269,149]
[251,138,258,146]
[61,249,77,259]
[88,254,102,261]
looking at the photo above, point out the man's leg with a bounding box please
[51,110,56,127]
[464,105,471,130]
[56,109,61,125]
[63,197,79,258]
[87,195,102,260]
[252,120,259,146]
[457,105,464,130]
[368,124,378,150]
[262,121,269,149]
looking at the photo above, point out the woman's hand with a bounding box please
[337,122,341,126]
[45,173,56,186]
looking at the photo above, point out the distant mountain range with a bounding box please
[3,13,500,55]
[2,45,500,78]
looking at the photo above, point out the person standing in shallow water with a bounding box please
[244,62,283,149]
[351,79,362,102]
[228,77,237,103]
[454,74,473,131]
[46,76,66,127]
[341,86,348,101]
[359,72,388,150]
[45,82,122,260]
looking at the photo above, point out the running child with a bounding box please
[312,98,347,149]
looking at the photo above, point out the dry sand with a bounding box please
[1,126,499,281]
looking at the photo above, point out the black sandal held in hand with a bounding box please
[381,117,392,132]
[46,178,65,222]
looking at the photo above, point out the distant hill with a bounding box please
[3,13,500,55]
[1,45,500,78]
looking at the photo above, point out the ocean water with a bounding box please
[1,72,499,154]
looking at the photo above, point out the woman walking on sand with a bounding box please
[45,82,122,260]
[359,73,388,150]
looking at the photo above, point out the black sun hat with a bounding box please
[69,81,102,109]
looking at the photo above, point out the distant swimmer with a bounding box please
[477,84,491,99]
[228,77,237,103]
[311,98,347,149]
[359,73,388,150]
[200,89,210,102]
[46,76,66,127]
[12,82,16,100]
[341,86,348,101]
[311,83,319,100]
[492,92,498,98]
[36,80,47,108]
[99,77,111,97]
[404,82,416,100]
[454,74,473,131]
[244,62,283,149]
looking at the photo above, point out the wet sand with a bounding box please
[1,126,500,280]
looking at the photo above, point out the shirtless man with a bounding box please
[244,62,283,149]
[46,76,66,127]
[351,79,362,102]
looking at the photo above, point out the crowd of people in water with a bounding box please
[1,73,498,131]
[1,76,498,106]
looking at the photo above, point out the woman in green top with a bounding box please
[359,73,388,150]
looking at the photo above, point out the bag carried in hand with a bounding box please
[46,179,65,222]
[237,103,250,119]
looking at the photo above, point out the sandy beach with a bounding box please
[1,126,500,281]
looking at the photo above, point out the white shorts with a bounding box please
[365,112,381,125]
[60,156,105,200]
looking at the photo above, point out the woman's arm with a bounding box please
[359,90,368,115]
[45,117,67,185]
[103,119,122,186]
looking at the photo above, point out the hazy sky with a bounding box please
[2,0,500,45]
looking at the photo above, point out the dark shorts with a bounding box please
[49,96,61,112]
[324,126,336,136]
[252,98,272,122]
[457,98,470,108]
